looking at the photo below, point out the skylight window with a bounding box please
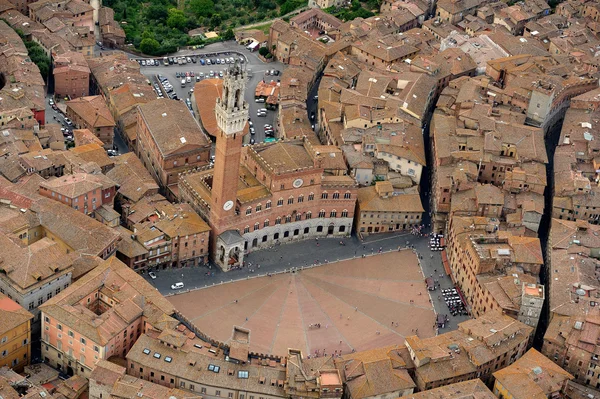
[153,353,161,359]
[238,371,249,379]
[143,348,150,355]
[165,356,172,363]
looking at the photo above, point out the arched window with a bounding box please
[256,204,262,212]
[344,192,351,199]
[264,219,270,227]
[341,209,348,218]
[266,201,272,209]
[321,192,328,199]
[254,223,260,231]
[288,196,294,205]
[277,198,284,206]
[306,211,312,219]
[333,192,339,199]
[318,210,325,218]
[244,226,250,234]
[298,194,304,203]
[245,207,252,216]
[330,210,337,217]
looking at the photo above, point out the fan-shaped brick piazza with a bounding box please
[169,250,437,357]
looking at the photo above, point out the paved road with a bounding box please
[145,230,470,333]
[44,93,129,155]
[233,6,309,31]
[136,42,284,144]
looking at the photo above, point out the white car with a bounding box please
[148,271,157,279]
[171,282,184,290]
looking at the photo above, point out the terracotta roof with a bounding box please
[0,293,33,336]
[405,379,496,398]
[336,345,415,399]
[0,233,76,292]
[358,185,423,213]
[66,96,115,128]
[493,349,573,399]
[40,257,176,345]
[137,99,211,156]
[106,153,159,203]
[29,197,120,258]
[40,172,115,198]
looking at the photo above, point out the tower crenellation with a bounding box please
[215,63,249,135]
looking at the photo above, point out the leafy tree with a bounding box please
[189,0,215,17]
[145,4,168,20]
[210,13,222,28]
[167,8,186,30]
[258,46,269,56]
[223,28,235,40]
[140,37,160,54]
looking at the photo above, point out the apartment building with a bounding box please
[127,331,288,398]
[493,348,573,399]
[66,96,116,149]
[39,257,176,377]
[90,360,202,399]
[0,294,33,372]
[39,172,117,215]
[406,379,496,399]
[405,312,533,391]
[136,99,212,201]
[335,345,416,398]
[446,216,543,319]
[0,230,75,338]
[52,51,90,99]
[356,182,424,235]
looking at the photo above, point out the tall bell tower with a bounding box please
[210,64,248,228]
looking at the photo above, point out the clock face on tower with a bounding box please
[223,200,234,211]
[293,178,304,188]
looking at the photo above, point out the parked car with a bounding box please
[171,282,184,289]
[250,137,255,144]
[149,271,157,279]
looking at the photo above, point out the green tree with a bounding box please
[167,8,186,29]
[189,0,215,17]
[223,28,235,40]
[140,37,160,54]
[258,46,269,56]
[210,13,222,28]
[145,4,168,20]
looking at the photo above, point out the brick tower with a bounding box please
[210,63,248,230]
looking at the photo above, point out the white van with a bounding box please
[181,79,186,87]
[171,282,184,289]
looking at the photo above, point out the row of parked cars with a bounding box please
[137,53,245,67]
[156,74,178,100]
[48,98,74,141]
